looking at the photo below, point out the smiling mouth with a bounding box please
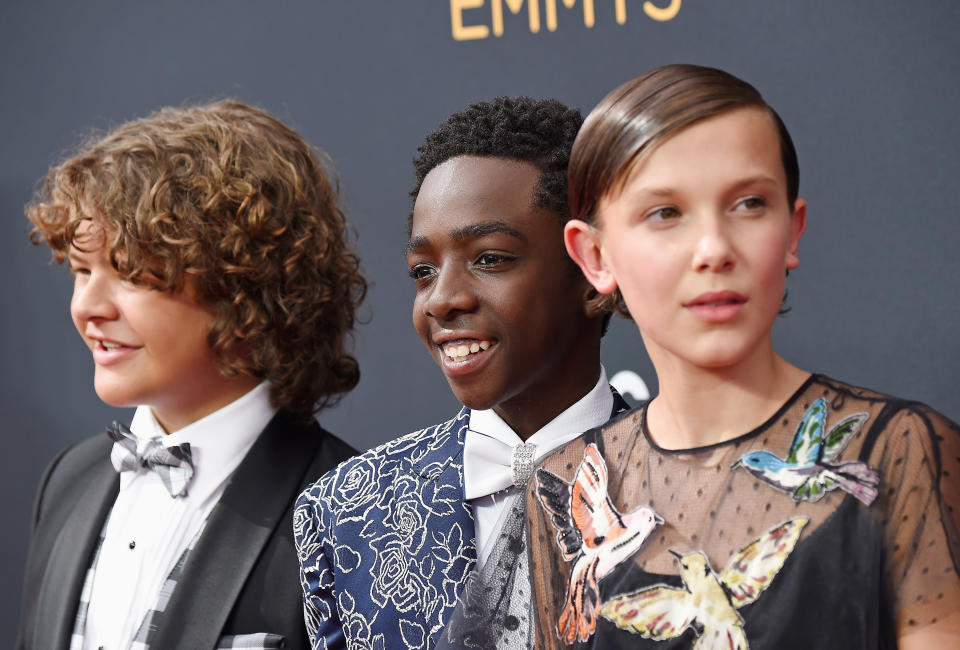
[441,339,492,362]
[95,339,137,351]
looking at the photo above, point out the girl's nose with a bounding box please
[691,216,736,273]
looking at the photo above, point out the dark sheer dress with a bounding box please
[517,375,960,650]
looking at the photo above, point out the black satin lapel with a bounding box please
[150,412,321,649]
[610,386,631,415]
[34,462,118,650]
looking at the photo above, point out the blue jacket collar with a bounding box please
[410,406,470,480]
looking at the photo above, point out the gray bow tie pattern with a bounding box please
[107,421,195,498]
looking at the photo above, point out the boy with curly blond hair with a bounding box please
[16,101,365,650]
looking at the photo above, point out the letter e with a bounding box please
[451,0,490,40]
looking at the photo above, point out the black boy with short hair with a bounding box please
[295,97,626,649]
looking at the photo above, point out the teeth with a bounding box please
[443,340,492,361]
[101,341,121,350]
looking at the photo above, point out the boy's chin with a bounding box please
[93,391,138,410]
[445,382,501,413]
[92,378,141,410]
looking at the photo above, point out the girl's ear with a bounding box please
[564,219,619,295]
[786,197,807,270]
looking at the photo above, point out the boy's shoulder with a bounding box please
[49,432,113,473]
[38,434,113,500]
[300,407,470,514]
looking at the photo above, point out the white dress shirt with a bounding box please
[467,367,613,568]
[83,382,276,650]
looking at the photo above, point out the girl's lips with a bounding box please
[684,291,747,323]
[685,290,746,307]
[686,302,744,322]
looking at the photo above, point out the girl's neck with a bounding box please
[645,344,810,450]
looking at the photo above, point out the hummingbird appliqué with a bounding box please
[732,398,879,505]
[601,517,809,649]
[535,442,663,644]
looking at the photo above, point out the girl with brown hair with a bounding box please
[521,64,959,649]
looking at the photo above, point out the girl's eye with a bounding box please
[735,196,767,211]
[647,206,681,222]
[408,263,436,281]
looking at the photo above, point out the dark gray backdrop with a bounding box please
[2,1,958,643]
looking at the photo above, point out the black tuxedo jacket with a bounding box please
[16,410,355,650]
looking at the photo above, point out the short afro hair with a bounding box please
[409,96,583,234]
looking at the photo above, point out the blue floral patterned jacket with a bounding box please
[294,408,476,650]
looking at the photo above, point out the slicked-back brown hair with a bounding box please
[27,101,366,418]
[569,64,799,315]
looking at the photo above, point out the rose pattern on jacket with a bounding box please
[295,409,477,649]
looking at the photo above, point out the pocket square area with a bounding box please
[217,632,286,649]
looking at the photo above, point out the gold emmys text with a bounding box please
[450,0,682,40]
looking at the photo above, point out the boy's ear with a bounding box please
[786,197,807,270]
[564,220,619,296]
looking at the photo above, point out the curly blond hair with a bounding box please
[27,101,366,417]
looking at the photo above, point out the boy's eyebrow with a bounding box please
[450,220,526,242]
[405,220,527,254]
[405,235,430,254]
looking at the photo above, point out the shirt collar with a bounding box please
[468,365,612,459]
[127,381,277,501]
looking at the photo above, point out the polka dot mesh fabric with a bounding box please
[437,494,535,649]
[522,375,959,649]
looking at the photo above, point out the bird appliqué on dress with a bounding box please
[601,517,809,650]
[535,442,663,644]
[732,398,879,505]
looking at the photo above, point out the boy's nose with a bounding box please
[691,216,736,273]
[423,267,478,321]
[70,273,120,323]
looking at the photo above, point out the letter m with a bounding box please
[545,0,595,30]
[491,0,541,35]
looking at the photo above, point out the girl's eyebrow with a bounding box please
[628,186,675,198]
[621,175,780,202]
[726,175,780,192]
